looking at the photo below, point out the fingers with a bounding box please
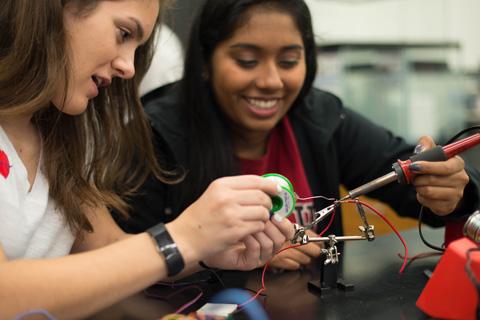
[262,222,287,253]
[232,220,266,237]
[410,157,468,216]
[270,217,295,241]
[292,242,323,257]
[416,194,458,215]
[411,156,465,177]
[269,247,312,270]
[416,136,436,151]
[251,232,274,264]
[242,235,263,268]
[237,206,270,221]
[415,185,464,201]
[216,175,281,196]
[246,220,293,265]
[235,189,273,208]
[270,256,301,270]
[408,141,469,216]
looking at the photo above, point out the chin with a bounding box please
[53,99,89,116]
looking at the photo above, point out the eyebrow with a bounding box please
[229,43,304,51]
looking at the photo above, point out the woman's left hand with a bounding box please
[203,218,294,270]
[410,136,470,216]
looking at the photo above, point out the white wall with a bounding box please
[306,0,480,71]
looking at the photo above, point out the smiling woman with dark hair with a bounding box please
[123,0,480,271]
[0,1,293,318]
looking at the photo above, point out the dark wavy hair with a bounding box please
[0,0,174,233]
[178,0,317,208]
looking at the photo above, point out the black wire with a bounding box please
[465,247,480,289]
[445,125,480,144]
[418,206,445,252]
[417,126,480,251]
[465,247,480,318]
[205,268,227,289]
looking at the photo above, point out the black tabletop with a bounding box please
[91,227,444,320]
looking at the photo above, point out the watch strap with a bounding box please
[147,223,185,277]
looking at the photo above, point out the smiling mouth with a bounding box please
[245,98,280,109]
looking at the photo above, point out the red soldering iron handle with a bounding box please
[443,133,480,158]
[393,133,480,185]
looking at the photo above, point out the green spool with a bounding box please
[262,173,296,220]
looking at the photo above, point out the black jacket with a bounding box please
[116,83,480,234]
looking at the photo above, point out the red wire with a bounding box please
[343,199,409,274]
[238,244,303,308]
[318,207,336,236]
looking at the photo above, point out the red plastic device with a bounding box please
[416,237,480,319]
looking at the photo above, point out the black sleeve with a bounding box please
[336,107,480,227]
[113,130,179,233]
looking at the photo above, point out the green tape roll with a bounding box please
[262,173,296,220]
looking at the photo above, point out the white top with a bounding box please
[0,126,75,259]
[139,24,184,96]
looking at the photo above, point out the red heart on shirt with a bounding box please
[0,150,10,179]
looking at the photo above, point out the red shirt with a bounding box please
[239,117,315,226]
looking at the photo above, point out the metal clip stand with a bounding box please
[292,201,375,295]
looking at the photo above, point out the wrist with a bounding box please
[164,221,198,266]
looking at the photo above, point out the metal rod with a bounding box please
[307,235,367,242]
[342,171,398,200]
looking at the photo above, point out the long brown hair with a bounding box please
[0,0,174,233]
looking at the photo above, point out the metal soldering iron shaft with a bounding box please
[341,171,399,201]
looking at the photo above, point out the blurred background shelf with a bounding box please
[314,42,477,145]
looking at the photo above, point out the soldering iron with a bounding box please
[341,133,480,201]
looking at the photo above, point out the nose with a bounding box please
[255,61,284,91]
[112,53,136,80]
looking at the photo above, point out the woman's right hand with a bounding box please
[166,175,282,263]
[268,230,323,270]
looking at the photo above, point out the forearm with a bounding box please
[0,233,179,319]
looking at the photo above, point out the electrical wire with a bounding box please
[342,199,410,274]
[397,252,443,269]
[144,284,204,315]
[318,206,336,236]
[174,287,203,315]
[465,247,480,320]
[238,244,303,309]
[295,193,337,202]
[444,125,480,144]
[418,206,445,252]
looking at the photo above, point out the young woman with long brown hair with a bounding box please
[0,1,293,318]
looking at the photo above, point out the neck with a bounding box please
[0,113,35,138]
[0,114,33,132]
[233,130,270,160]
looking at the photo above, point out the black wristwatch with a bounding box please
[147,223,185,277]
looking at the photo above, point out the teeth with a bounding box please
[92,76,102,87]
[247,98,277,109]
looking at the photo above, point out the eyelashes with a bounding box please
[117,28,133,43]
[235,59,300,69]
